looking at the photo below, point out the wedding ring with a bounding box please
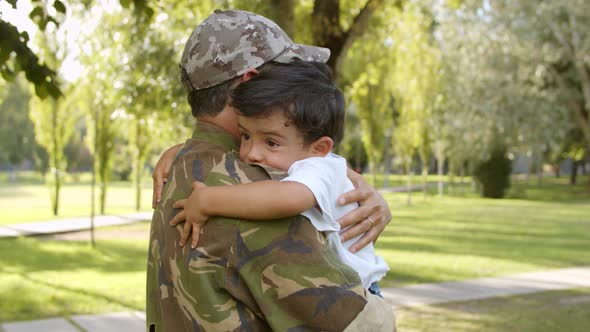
[367,217,375,228]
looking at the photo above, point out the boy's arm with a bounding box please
[170,180,316,248]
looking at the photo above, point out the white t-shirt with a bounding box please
[281,153,389,289]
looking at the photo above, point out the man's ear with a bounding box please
[240,69,259,83]
[310,137,334,157]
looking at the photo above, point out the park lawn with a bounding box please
[0,176,589,323]
[0,230,148,322]
[397,287,590,332]
[377,176,590,287]
[0,179,153,225]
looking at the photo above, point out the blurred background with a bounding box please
[1,0,589,331]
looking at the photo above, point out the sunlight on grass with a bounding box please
[0,180,153,224]
[377,177,590,287]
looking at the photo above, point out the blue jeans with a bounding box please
[368,282,383,298]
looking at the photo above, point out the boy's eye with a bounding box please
[241,133,250,141]
[266,139,279,148]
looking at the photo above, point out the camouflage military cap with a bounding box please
[180,9,330,92]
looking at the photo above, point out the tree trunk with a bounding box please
[525,153,532,186]
[537,149,543,186]
[570,160,578,185]
[311,0,392,77]
[383,137,391,188]
[406,163,413,205]
[51,99,60,216]
[135,119,142,211]
[422,167,428,202]
[90,107,98,248]
[460,162,466,184]
[553,164,560,178]
[448,158,456,194]
[269,0,295,38]
[370,150,377,188]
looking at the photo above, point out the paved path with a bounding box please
[0,212,152,238]
[2,267,588,331]
[382,266,590,309]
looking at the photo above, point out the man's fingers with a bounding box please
[339,217,372,243]
[179,221,192,247]
[170,210,186,226]
[337,207,366,229]
[191,225,201,249]
[338,188,370,206]
[348,228,377,253]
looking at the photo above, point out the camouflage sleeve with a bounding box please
[204,156,396,331]
[343,293,396,331]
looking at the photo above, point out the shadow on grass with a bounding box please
[1,269,140,310]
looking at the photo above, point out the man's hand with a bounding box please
[152,144,183,208]
[170,181,210,249]
[338,169,392,253]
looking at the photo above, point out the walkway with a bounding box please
[0,212,152,238]
[1,267,589,331]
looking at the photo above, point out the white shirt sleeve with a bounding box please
[281,154,352,230]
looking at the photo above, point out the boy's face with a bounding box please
[238,110,317,171]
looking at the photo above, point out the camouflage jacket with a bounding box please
[146,122,395,331]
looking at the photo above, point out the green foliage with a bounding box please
[342,5,397,174]
[473,146,512,198]
[0,76,38,166]
[0,0,156,99]
[0,20,61,99]
[391,3,441,172]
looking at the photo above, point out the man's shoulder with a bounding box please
[174,138,271,185]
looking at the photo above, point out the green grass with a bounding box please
[0,226,149,322]
[0,175,588,325]
[397,288,590,332]
[377,175,590,287]
[0,172,153,224]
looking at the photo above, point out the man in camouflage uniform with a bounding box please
[146,9,396,331]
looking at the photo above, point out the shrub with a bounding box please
[474,146,512,198]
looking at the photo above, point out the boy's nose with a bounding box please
[244,145,263,164]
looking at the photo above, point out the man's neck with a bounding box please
[197,107,240,139]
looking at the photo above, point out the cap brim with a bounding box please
[273,43,330,64]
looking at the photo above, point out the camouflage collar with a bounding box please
[192,121,239,153]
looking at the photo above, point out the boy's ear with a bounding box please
[310,137,334,157]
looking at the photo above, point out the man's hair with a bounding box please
[231,60,345,145]
[184,62,278,118]
[183,67,236,118]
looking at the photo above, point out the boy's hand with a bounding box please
[170,181,210,249]
[338,169,392,253]
[152,144,183,208]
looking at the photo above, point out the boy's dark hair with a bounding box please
[184,62,278,117]
[231,60,345,145]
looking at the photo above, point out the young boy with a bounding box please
[171,60,389,294]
